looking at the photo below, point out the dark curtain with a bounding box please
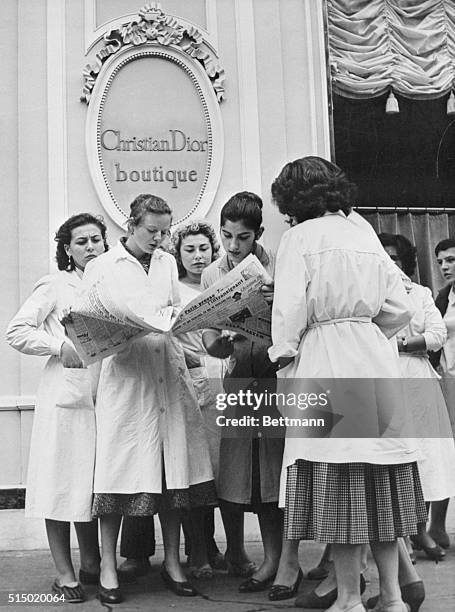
[359,211,455,294]
[334,93,455,208]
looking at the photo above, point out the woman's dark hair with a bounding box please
[55,213,108,271]
[171,220,220,278]
[435,238,455,257]
[378,233,417,277]
[220,191,263,232]
[271,156,357,223]
[127,194,172,231]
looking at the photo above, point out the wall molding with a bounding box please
[234,0,262,194]
[303,0,331,157]
[0,396,35,411]
[47,0,68,271]
[84,0,218,54]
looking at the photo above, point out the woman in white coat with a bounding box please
[269,157,426,612]
[82,195,216,604]
[379,233,455,563]
[171,220,225,578]
[6,213,108,603]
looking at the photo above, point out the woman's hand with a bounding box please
[203,330,236,358]
[59,309,73,328]
[60,341,83,368]
[260,281,274,305]
[184,349,201,369]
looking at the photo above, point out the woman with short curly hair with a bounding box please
[269,157,426,612]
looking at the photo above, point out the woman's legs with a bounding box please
[221,504,253,567]
[428,498,451,547]
[397,538,420,586]
[159,509,187,582]
[45,519,77,586]
[272,539,300,585]
[370,541,403,607]
[327,543,362,610]
[99,515,122,589]
[74,520,100,574]
[251,506,282,580]
[181,507,211,571]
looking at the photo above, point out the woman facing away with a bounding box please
[202,192,288,599]
[6,213,108,603]
[80,194,216,605]
[268,156,426,612]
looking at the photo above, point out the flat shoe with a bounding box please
[98,583,123,605]
[52,581,86,604]
[239,573,276,593]
[268,568,303,601]
[160,563,198,596]
[367,580,425,612]
[296,573,366,609]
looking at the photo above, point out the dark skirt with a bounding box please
[92,479,217,518]
[284,460,427,544]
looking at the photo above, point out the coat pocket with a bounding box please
[56,368,95,410]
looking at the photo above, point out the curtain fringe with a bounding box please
[354,206,455,214]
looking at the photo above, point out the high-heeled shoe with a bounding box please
[428,529,450,549]
[367,580,425,612]
[268,568,303,601]
[160,563,198,597]
[410,535,445,562]
[295,573,366,609]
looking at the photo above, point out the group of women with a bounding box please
[6,156,455,612]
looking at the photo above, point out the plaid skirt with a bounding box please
[284,460,427,544]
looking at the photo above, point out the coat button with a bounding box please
[158,377,164,383]
[160,407,165,413]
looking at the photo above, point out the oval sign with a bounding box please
[86,45,223,227]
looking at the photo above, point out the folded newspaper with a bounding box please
[65,254,273,364]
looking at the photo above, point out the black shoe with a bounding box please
[98,584,123,605]
[410,535,445,562]
[239,573,276,593]
[160,563,198,597]
[367,580,425,612]
[268,568,303,601]
[306,560,332,581]
[295,573,366,609]
[52,581,86,604]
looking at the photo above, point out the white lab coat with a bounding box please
[6,272,97,521]
[269,211,420,506]
[82,243,213,494]
[398,282,455,501]
[177,281,225,481]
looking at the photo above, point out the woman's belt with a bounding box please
[308,316,372,329]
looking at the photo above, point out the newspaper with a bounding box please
[65,254,272,364]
